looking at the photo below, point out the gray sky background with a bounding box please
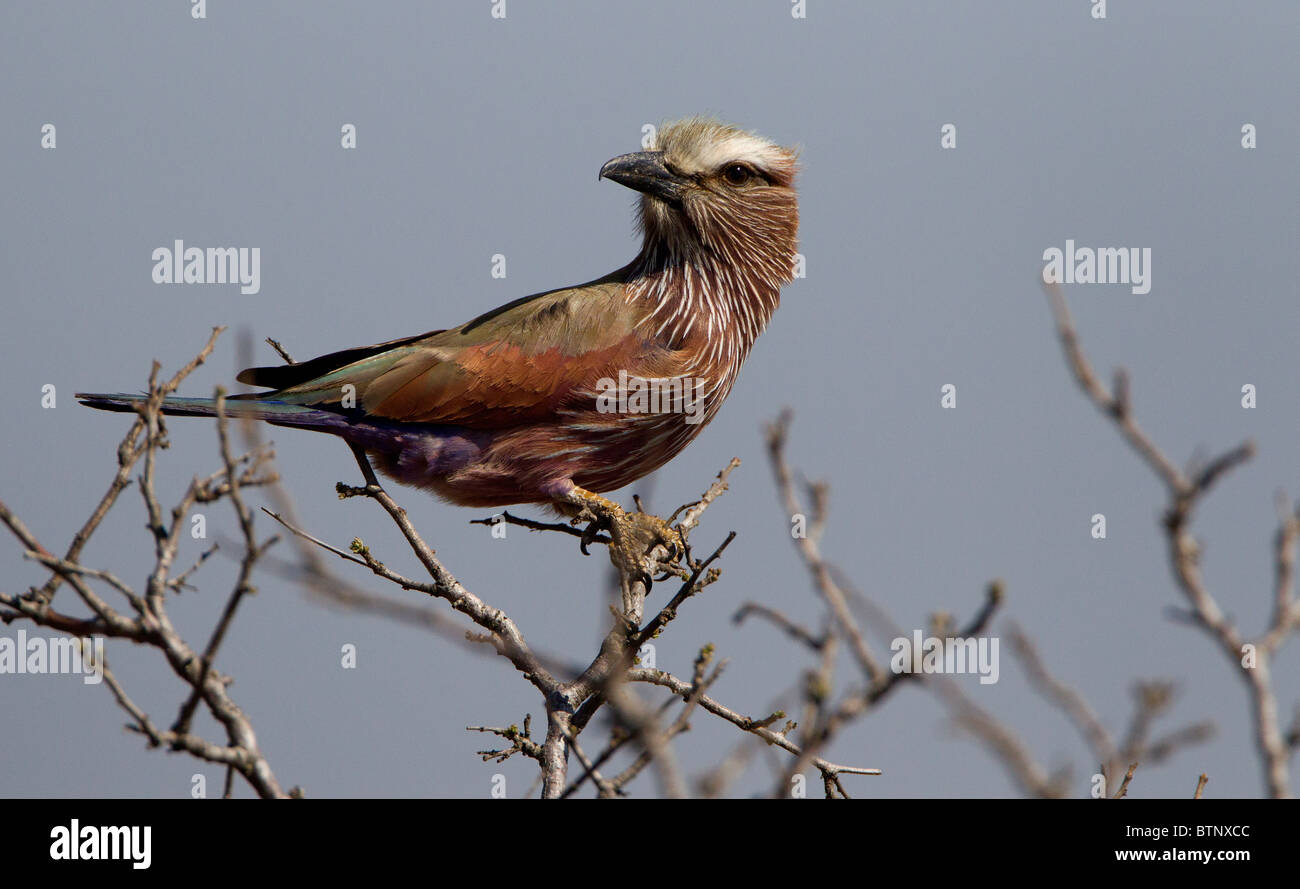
[2,2,1297,798]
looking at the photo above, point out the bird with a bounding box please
[80,117,800,573]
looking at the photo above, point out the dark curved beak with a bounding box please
[599,151,685,206]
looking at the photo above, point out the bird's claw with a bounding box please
[579,515,605,556]
[609,508,683,593]
[565,489,684,590]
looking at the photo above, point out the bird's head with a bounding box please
[600,118,799,289]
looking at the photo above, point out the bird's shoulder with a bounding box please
[432,269,639,354]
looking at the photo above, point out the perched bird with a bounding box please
[80,118,800,548]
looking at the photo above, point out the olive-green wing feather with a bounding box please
[239,274,651,429]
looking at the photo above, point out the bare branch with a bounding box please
[1046,281,1289,797]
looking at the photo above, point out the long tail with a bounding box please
[76,393,352,431]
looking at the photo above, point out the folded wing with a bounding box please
[237,275,648,430]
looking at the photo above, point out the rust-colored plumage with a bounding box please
[80,118,801,513]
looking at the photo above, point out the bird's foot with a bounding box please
[563,487,684,593]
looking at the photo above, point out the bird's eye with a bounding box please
[722,163,752,186]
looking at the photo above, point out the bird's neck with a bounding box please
[624,240,788,363]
